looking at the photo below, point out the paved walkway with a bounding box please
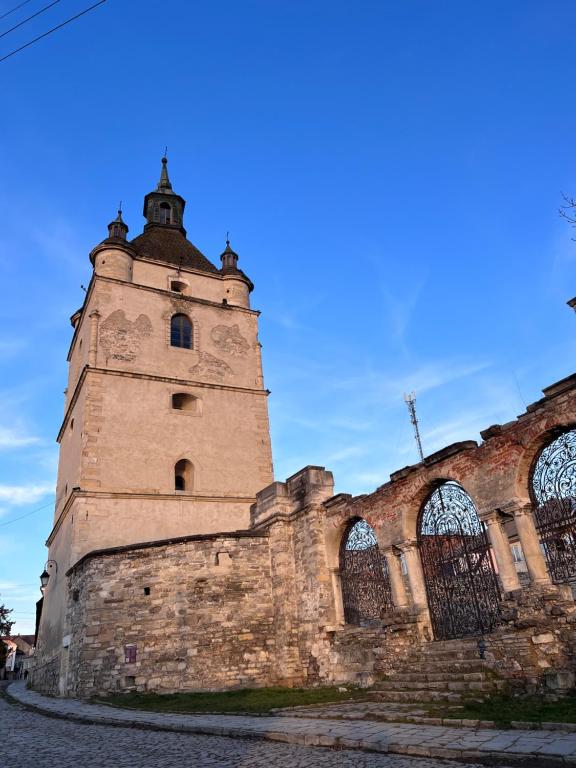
[0,694,486,768]
[7,681,576,765]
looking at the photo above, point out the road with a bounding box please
[2,695,497,768]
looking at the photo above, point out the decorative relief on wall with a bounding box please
[189,351,233,381]
[100,310,152,362]
[211,324,250,356]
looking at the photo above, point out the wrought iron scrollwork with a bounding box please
[418,482,501,640]
[340,519,392,625]
[531,429,576,584]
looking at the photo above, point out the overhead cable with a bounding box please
[0,0,107,63]
[0,0,61,40]
[0,0,34,22]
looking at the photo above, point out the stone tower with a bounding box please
[37,159,274,682]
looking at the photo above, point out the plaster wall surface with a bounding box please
[131,259,235,304]
[85,277,262,389]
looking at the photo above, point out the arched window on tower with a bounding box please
[170,314,192,349]
[160,202,171,224]
[175,459,194,492]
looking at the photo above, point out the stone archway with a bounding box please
[339,518,392,625]
[530,428,576,585]
[417,481,501,640]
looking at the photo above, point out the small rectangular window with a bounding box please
[124,645,137,663]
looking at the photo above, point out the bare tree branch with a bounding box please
[559,192,576,240]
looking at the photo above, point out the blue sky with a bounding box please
[1,0,575,633]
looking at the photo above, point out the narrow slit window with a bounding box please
[159,202,171,224]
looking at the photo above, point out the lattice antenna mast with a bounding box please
[404,391,424,462]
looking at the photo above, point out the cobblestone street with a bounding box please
[2,696,496,768]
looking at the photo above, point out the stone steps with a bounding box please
[368,689,466,703]
[373,679,494,693]
[370,637,503,706]
[387,671,485,683]
[400,659,488,673]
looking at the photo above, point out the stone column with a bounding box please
[398,540,427,609]
[482,511,521,592]
[513,503,551,586]
[382,546,409,608]
[330,567,345,624]
[88,310,100,367]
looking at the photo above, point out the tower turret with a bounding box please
[219,238,253,307]
[90,206,134,281]
[143,156,186,234]
[107,208,128,241]
[220,239,239,273]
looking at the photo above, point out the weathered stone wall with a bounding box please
[64,532,285,697]
[28,653,61,696]
[481,586,576,691]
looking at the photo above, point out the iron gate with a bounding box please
[340,519,393,625]
[531,429,576,584]
[418,482,501,640]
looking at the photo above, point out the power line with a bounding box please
[0,0,61,40]
[0,0,34,22]
[0,0,107,63]
[0,497,56,527]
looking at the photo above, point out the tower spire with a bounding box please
[158,155,172,191]
[143,156,186,233]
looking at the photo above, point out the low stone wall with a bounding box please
[28,653,61,695]
[482,587,576,692]
[310,618,420,688]
[64,532,287,697]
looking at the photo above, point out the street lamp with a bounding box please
[39,560,58,594]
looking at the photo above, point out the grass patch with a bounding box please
[95,685,368,715]
[428,693,576,727]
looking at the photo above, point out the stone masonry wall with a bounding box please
[65,532,286,697]
[481,586,576,691]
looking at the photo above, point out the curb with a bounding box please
[273,709,576,733]
[4,685,575,767]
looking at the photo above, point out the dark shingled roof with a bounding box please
[130,227,220,274]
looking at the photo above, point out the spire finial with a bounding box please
[158,153,172,191]
[226,230,230,246]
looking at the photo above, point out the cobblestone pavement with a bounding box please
[2,695,487,768]
[9,682,576,765]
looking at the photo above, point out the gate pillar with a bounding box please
[512,503,552,586]
[398,540,428,610]
[482,510,521,592]
[382,546,409,608]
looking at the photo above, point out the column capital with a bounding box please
[479,509,502,525]
[498,499,533,517]
[396,539,418,554]
[381,544,403,557]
